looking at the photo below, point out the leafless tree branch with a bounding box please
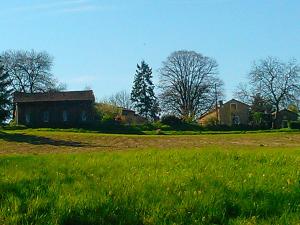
[158,50,224,121]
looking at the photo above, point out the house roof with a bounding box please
[271,108,298,116]
[226,99,250,107]
[13,90,95,103]
[198,107,219,120]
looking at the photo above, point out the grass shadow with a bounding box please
[0,131,93,148]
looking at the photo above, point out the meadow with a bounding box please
[1,129,300,224]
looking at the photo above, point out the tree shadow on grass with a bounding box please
[0,131,93,148]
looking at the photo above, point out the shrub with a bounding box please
[3,119,27,130]
[204,124,256,131]
[249,112,272,129]
[161,115,182,127]
[202,116,218,127]
[94,103,121,122]
[155,129,164,135]
[289,121,300,129]
[160,115,203,131]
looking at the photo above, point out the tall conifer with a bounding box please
[0,63,12,124]
[131,61,159,120]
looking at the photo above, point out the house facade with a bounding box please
[116,108,147,124]
[273,109,298,128]
[13,90,95,127]
[198,99,250,126]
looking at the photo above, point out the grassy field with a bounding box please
[1,130,300,224]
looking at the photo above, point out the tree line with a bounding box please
[123,50,224,122]
[0,50,66,124]
[125,51,299,129]
[234,57,300,128]
[1,49,299,127]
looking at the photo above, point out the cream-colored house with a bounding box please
[198,99,250,126]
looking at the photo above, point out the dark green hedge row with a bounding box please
[289,121,300,129]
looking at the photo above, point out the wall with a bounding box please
[219,100,249,126]
[275,110,298,128]
[198,111,218,126]
[16,100,94,127]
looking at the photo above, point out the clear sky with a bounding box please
[1,0,299,101]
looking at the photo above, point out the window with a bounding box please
[81,110,87,121]
[230,103,237,111]
[43,111,49,123]
[63,110,68,122]
[232,115,240,125]
[25,112,30,124]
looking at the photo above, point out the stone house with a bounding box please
[13,90,95,127]
[198,99,250,126]
[116,108,147,124]
[273,109,298,128]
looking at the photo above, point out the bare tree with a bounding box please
[233,82,252,105]
[102,90,133,109]
[0,50,65,93]
[158,50,223,121]
[248,57,300,128]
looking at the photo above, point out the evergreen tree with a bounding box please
[0,63,12,124]
[131,61,159,120]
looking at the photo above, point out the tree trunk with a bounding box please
[272,105,280,129]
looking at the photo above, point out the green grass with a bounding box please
[143,128,300,135]
[1,148,300,225]
[3,125,300,136]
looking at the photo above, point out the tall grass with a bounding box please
[1,149,300,224]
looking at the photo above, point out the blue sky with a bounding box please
[1,0,299,101]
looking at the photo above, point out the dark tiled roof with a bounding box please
[271,109,298,115]
[13,90,95,103]
[227,99,250,107]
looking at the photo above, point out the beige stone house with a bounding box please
[198,99,250,126]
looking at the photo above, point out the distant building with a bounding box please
[198,99,250,126]
[13,90,95,127]
[116,108,147,124]
[273,109,298,128]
